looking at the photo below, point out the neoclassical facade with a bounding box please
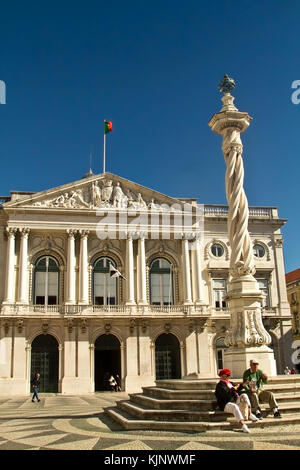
[0,172,292,395]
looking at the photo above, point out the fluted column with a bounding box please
[183,235,193,305]
[138,234,147,305]
[4,227,17,304]
[79,230,89,304]
[66,229,77,304]
[126,233,136,305]
[18,228,30,304]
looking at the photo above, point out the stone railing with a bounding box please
[1,304,207,316]
[204,205,272,219]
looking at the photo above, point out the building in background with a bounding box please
[286,268,300,372]
[0,172,292,395]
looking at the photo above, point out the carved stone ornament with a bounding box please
[17,319,24,334]
[225,309,272,348]
[4,320,10,336]
[140,320,148,334]
[80,318,88,334]
[42,322,49,335]
[164,323,171,333]
[129,319,135,334]
[31,179,151,211]
[104,323,111,335]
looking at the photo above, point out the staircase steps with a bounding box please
[105,376,300,432]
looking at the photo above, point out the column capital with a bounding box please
[79,229,90,238]
[66,229,78,237]
[137,231,147,240]
[19,227,31,237]
[6,227,18,237]
[182,232,195,241]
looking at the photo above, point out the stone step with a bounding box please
[155,377,300,391]
[105,406,300,432]
[117,400,232,422]
[130,392,300,411]
[142,387,216,400]
[130,394,217,411]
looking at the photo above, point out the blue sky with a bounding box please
[1,0,299,272]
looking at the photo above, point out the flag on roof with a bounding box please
[104,120,113,134]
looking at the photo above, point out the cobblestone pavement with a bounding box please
[0,394,299,450]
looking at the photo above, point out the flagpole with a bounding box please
[103,123,106,174]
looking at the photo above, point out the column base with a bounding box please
[125,375,155,393]
[224,346,277,378]
[61,377,93,395]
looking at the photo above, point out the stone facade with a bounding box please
[0,172,293,395]
[286,269,300,370]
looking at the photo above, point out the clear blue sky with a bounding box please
[1,1,299,272]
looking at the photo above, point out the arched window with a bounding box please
[34,256,59,305]
[150,258,173,306]
[93,257,118,305]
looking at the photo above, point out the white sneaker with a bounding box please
[249,413,259,422]
[242,424,251,433]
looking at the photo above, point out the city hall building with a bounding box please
[0,172,292,395]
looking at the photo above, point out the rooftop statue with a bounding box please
[218,74,236,94]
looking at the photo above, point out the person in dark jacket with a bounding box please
[31,372,41,402]
[215,368,258,433]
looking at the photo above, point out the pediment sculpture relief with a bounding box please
[31,179,173,211]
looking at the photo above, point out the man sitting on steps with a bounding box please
[242,359,281,419]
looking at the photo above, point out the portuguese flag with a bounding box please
[104,120,113,134]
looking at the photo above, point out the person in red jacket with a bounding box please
[215,368,258,433]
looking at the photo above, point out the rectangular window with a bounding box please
[213,279,227,309]
[257,279,270,308]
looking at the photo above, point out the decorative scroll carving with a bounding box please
[225,309,272,348]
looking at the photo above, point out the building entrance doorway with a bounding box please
[94,334,121,391]
[31,334,59,392]
[155,333,181,380]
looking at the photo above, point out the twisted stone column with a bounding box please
[209,79,276,376]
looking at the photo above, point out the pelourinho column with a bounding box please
[208,75,276,377]
[79,230,89,305]
[17,228,30,304]
[3,227,17,305]
[65,229,77,304]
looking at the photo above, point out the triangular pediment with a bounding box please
[3,173,187,212]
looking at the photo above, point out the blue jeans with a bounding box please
[32,387,39,401]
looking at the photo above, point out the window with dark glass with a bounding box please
[213,279,227,309]
[211,243,224,257]
[34,256,59,305]
[216,337,228,371]
[253,244,265,258]
[150,258,173,306]
[93,257,118,305]
[257,279,270,308]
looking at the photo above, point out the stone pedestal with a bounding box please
[223,275,277,377]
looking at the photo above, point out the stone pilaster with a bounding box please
[126,233,136,306]
[65,229,77,304]
[17,228,30,304]
[137,234,148,305]
[3,227,17,304]
[79,230,89,305]
[182,234,193,305]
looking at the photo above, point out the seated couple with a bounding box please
[215,359,281,433]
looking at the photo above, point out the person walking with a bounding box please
[243,359,281,419]
[215,369,258,433]
[108,374,117,392]
[115,374,122,392]
[31,372,41,403]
